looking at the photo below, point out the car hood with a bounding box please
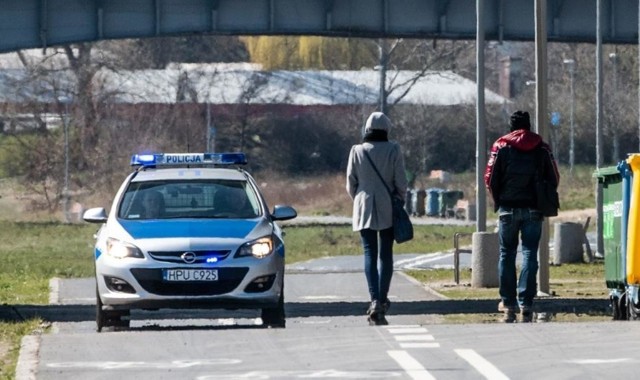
[117,218,265,240]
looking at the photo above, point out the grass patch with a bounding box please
[282,224,474,263]
[406,262,607,299]
[405,262,608,323]
[0,221,96,304]
[0,221,476,306]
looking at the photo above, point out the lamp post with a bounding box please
[609,52,619,162]
[58,95,71,223]
[563,58,576,175]
[525,80,537,127]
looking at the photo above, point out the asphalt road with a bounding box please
[8,249,624,380]
[6,214,612,380]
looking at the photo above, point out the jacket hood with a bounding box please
[496,129,542,151]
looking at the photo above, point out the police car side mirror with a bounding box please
[82,207,108,223]
[271,205,297,221]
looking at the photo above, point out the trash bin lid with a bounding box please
[593,166,622,184]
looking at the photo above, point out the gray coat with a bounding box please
[346,141,408,231]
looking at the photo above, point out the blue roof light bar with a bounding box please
[130,153,247,167]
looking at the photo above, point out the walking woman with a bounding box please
[346,112,408,325]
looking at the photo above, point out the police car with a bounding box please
[82,152,297,331]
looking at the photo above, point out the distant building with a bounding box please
[0,53,509,133]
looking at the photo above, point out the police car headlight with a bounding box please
[235,236,274,259]
[106,238,144,259]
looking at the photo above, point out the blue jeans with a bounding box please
[498,207,543,310]
[360,227,394,302]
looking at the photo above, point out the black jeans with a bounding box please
[360,227,394,302]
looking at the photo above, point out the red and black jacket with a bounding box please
[484,129,560,212]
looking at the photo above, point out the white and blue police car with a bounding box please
[82,152,297,331]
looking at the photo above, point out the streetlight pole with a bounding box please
[563,58,576,176]
[58,95,71,223]
[610,52,619,162]
[377,39,388,115]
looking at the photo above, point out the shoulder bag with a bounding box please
[535,148,560,217]
[362,149,413,243]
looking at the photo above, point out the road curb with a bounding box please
[15,334,39,380]
[14,279,60,380]
[396,271,450,300]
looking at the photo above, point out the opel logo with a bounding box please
[181,251,197,264]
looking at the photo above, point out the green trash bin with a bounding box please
[440,190,464,218]
[593,166,624,292]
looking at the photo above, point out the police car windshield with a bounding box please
[118,180,261,220]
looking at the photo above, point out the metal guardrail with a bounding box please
[453,232,472,284]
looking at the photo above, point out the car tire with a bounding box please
[261,285,285,328]
[96,285,131,332]
[96,286,106,333]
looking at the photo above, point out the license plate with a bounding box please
[163,269,218,282]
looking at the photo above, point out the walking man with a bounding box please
[484,110,560,323]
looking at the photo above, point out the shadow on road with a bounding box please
[0,298,611,324]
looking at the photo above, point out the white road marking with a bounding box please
[387,350,436,380]
[568,358,633,364]
[387,328,429,334]
[394,335,435,341]
[394,252,452,269]
[386,326,438,348]
[455,349,509,380]
[399,343,440,349]
[300,319,332,324]
[220,318,262,326]
[197,369,403,379]
[300,295,344,300]
[47,359,242,369]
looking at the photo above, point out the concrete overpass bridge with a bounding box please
[0,0,638,53]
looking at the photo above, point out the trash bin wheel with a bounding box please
[611,295,622,320]
[628,295,640,321]
[619,293,629,321]
[612,294,628,321]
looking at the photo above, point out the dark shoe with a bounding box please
[373,313,389,325]
[366,300,382,316]
[520,308,534,323]
[497,301,510,312]
[367,300,385,326]
[498,301,517,323]
[382,298,391,313]
[502,310,517,323]
[367,310,389,326]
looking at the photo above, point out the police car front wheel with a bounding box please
[96,286,131,332]
[261,289,285,328]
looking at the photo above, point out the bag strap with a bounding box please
[362,148,394,198]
